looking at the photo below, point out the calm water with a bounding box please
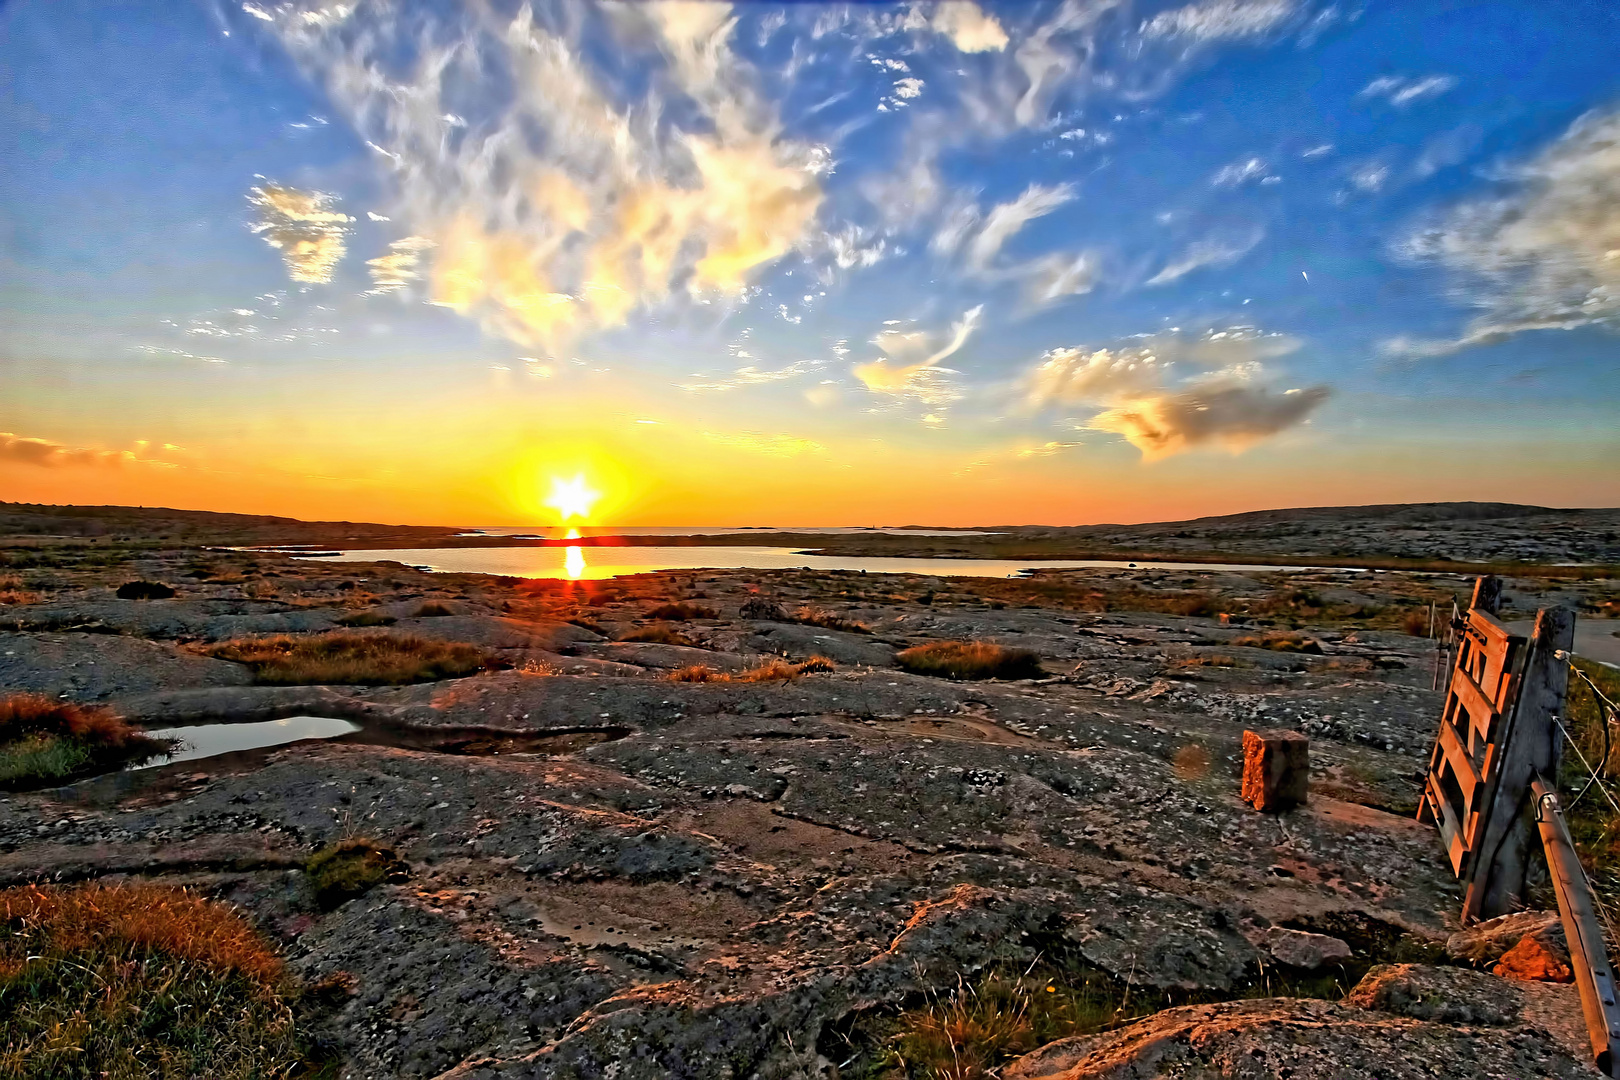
[300,545,1311,581]
[135,716,360,768]
[458,526,1004,538]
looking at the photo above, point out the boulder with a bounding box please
[1263,927,1352,969]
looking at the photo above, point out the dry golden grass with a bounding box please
[1167,654,1243,669]
[0,882,319,1078]
[0,695,167,788]
[618,622,697,647]
[411,600,455,617]
[895,640,1044,681]
[790,605,871,634]
[667,656,836,683]
[205,631,495,685]
[1230,633,1324,654]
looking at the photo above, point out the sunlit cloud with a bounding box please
[681,357,825,392]
[1090,383,1330,460]
[366,236,435,292]
[1392,105,1620,356]
[1025,327,1325,459]
[256,1,826,351]
[929,1,1009,53]
[0,432,159,469]
[246,182,353,283]
[854,305,982,403]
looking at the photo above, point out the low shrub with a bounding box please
[0,882,322,1078]
[306,838,408,909]
[1398,607,1433,637]
[1231,633,1324,654]
[411,600,455,617]
[647,601,718,621]
[205,632,496,685]
[618,623,696,647]
[115,580,174,600]
[895,640,1044,681]
[739,595,788,621]
[791,605,871,634]
[0,695,167,789]
[666,656,837,684]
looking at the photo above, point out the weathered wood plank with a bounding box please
[1464,605,1576,921]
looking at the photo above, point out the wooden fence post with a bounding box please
[1464,606,1576,919]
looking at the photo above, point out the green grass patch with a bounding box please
[306,838,407,910]
[895,641,1044,681]
[0,695,167,790]
[0,882,331,1078]
[204,632,497,685]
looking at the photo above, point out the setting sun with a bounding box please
[543,473,601,524]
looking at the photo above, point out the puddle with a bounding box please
[134,716,362,769]
[126,716,633,772]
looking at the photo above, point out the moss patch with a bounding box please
[306,838,408,910]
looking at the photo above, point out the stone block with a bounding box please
[1242,728,1308,812]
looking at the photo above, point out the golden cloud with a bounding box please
[0,432,145,469]
[262,2,826,350]
[247,183,353,284]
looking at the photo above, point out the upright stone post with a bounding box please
[1242,729,1309,813]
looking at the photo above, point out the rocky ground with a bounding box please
[3,536,1618,1078]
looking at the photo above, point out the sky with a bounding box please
[2,0,1618,528]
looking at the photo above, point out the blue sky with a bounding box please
[1,0,1617,524]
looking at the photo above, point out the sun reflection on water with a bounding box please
[564,545,586,579]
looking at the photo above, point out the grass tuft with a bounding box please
[895,640,1044,681]
[306,838,407,910]
[205,632,497,685]
[1230,632,1324,654]
[619,623,697,647]
[667,656,837,683]
[0,882,325,1078]
[790,605,871,634]
[411,600,455,617]
[0,695,167,789]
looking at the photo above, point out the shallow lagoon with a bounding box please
[300,544,1312,581]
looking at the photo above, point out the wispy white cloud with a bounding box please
[681,357,826,392]
[966,182,1076,271]
[1392,106,1620,356]
[246,182,353,284]
[1358,73,1456,107]
[1145,228,1264,285]
[854,304,982,403]
[1211,156,1272,187]
[1141,0,1296,42]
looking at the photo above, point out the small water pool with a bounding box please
[134,716,361,769]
